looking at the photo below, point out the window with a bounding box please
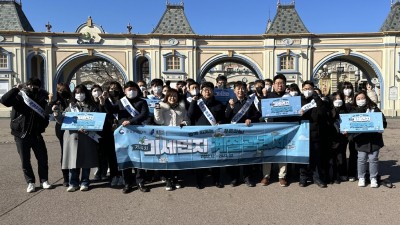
[0,53,7,69]
[280,55,294,70]
[166,56,180,70]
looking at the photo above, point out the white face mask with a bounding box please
[190,89,199,96]
[139,86,146,92]
[75,93,86,102]
[92,90,102,98]
[289,91,298,96]
[303,90,313,98]
[356,99,366,107]
[152,86,162,94]
[126,90,137,99]
[343,89,352,97]
[333,100,343,107]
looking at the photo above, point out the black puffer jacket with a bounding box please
[301,93,330,142]
[225,96,261,123]
[187,96,226,125]
[104,96,149,126]
[1,87,49,138]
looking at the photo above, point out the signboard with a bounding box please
[0,80,9,98]
[261,96,302,118]
[389,86,398,100]
[114,122,310,170]
[61,112,106,131]
[339,112,384,133]
[214,88,235,105]
[143,98,161,115]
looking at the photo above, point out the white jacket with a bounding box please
[154,101,188,126]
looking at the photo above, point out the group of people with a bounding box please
[0,74,386,194]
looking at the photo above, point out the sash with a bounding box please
[108,98,118,120]
[120,96,139,117]
[18,91,45,118]
[197,99,217,126]
[186,96,193,103]
[231,94,256,124]
[301,99,317,113]
[253,96,260,112]
[69,103,101,143]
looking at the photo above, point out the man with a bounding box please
[253,79,265,112]
[147,78,164,101]
[187,82,226,189]
[0,78,52,193]
[138,80,148,98]
[263,78,273,96]
[216,75,228,89]
[225,81,261,187]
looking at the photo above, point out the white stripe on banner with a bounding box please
[121,97,139,117]
[18,91,45,118]
[231,94,256,124]
[197,98,217,126]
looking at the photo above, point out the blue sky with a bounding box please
[23,0,392,34]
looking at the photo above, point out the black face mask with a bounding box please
[60,91,70,99]
[109,90,120,98]
[255,87,264,95]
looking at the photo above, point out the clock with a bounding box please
[282,38,293,46]
[168,38,179,46]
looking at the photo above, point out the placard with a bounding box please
[214,88,235,105]
[339,112,384,133]
[261,96,302,118]
[61,112,106,131]
[143,98,161,115]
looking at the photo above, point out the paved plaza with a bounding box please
[0,118,399,225]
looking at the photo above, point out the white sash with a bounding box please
[18,91,45,118]
[186,96,193,103]
[301,99,317,113]
[253,96,260,112]
[197,98,217,126]
[69,103,101,143]
[231,94,256,124]
[120,96,139,117]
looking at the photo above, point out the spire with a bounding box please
[0,0,34,31]
[152,2,195,34]
[381,1,400,31]
[266,2,309,34]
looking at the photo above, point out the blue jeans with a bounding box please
[357,150,379,179]
[69,168,90,187]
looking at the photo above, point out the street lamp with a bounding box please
[314,64,331,79]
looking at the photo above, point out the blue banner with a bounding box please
[143,98,161,115]
[339,112,384,133]
[261,96,302,118]
[114,122,310,170]
[61,112,106,131]
[214,88,235,105]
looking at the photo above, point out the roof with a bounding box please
[152,3,195,34]
[380,2,400,32]
[266,4,309,34]
[0,0,34,32]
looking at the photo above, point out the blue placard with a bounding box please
[61,112,106,131]
[143,98,161,115]
[214,88,235,105]
[261,96,302,118]
[339,112,384,133]
[114,122,310,170]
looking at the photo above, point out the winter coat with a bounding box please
[301,94,331,142]
[154,101,189,126]
[225,96,261,124]
[350,106,387,153]
[0,87,49,138]
[104,96,149,126]
[329,105,348,148]
[54,101,99,169]
[187,96,226,125]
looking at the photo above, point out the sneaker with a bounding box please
[27,183,36,193]
[173,178,182,189]
[117,176,125,186]
[110,176,119,187]
[41,181,52,189]
[80,185,89,191]
[349,177,356,182]
[358,178,366,187]
[260,176,270,186]
[67,186,79,192]
[370,178,379,188]
[279,178,288,187]
[165,179,173,191]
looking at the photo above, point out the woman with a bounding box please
[53,84,99,192]
[154,89,188,190]
[46,83,72,187]
[350,91,386,188]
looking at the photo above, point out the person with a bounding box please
[138,80,148,98]
[261,74,300,187]
[186,81,200,106]
[216,75,228,89]
[1,78,52,193]
[103,81,150,194]
[340,82,357,181]
[366,82,378,104]
[288,83,301,97]
[328,92,349,183]
[263,78,273,96]
[349,90,387,188]
[225,81,261,187]
[147,79,164,101]
[162,85,170,96]
[252,79,265,112]
[154,89,188,190]
[175,81,187,97]
[187,82,226,189]
[46,83,72,187]
[99,81,124,187]
[299,80,330,188]
[53,84,100,192]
